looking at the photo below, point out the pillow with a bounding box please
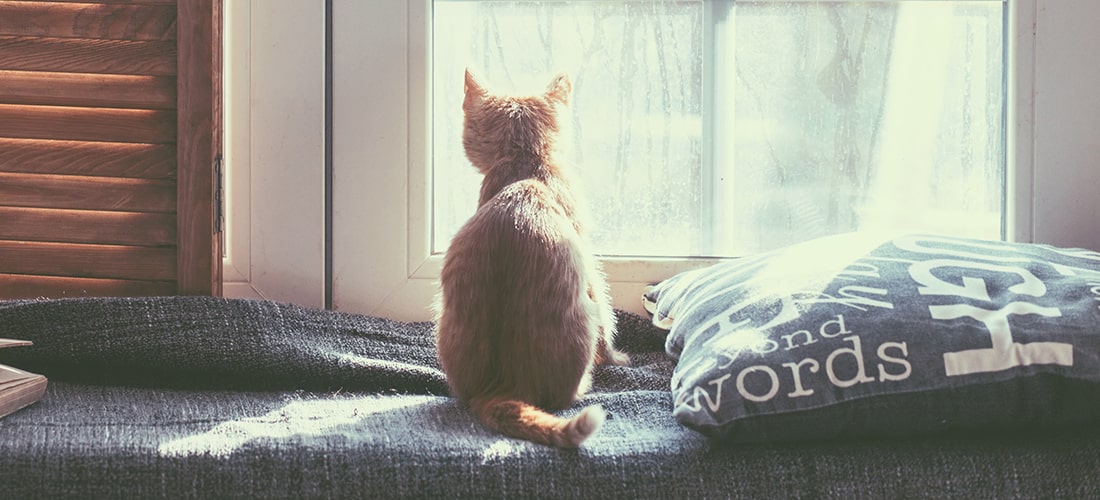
[643,232,1100,443]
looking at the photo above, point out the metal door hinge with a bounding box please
[214,154,224,234]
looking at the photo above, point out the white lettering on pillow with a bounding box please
[934,302,1071,376]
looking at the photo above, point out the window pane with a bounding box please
[718,1,1005,255]
[431,1,1005,257]
[432,1,704,256]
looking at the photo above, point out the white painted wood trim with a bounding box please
[223,0,250,285]
[1006,0,1036,244]
[407,0,433,280]
[222,0,326,308]
[331,0,437,321]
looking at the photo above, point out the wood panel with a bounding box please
[0,138,176,178]
[0,1,176,41]
[0,35,176,75]
[0,172,175,212]
[42,0,176,5]
[0,104,176,143]
[0,241,176,281]
[0,206,175,246]
[0,273,176,299]
[177,0,220,295]
[0,70,176,109]
[0,0,221,300]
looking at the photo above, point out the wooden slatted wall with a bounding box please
[0,0,221,299]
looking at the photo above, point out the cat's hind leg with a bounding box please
[595,332,630,366]
[587,286,629,366]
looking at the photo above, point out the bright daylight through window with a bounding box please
[431,0,1006,258]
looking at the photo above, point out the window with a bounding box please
[229,1,1100,321]
[431,1,1005,258]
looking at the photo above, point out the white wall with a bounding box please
[1031,0,1100,251]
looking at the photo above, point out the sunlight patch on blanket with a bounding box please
[480,439,523,464]
[334,352,444,378]
[157,395,436,458]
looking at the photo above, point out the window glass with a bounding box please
[432,0,1005,257]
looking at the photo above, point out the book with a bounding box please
[0,339,47,420]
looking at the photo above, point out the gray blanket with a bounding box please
[0,297,1098,499]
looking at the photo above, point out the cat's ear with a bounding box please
[545,73,572,106]
[464,69,487,109]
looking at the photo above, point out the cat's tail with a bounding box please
[469,397,606,448]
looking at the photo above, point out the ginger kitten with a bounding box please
[435,70,629,448]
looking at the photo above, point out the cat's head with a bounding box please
[461,69,572,175]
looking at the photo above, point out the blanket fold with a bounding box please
[0,297,672,396]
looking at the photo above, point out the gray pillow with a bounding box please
[643,232,1100,443]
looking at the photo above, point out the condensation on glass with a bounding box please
[431,1,1006,258]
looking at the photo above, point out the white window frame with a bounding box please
[226,0,1100,322]
[331,0,728,321]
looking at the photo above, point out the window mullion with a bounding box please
[701,1,735,257]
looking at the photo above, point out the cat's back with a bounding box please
[439,176,591,406]
[446,177,581,278]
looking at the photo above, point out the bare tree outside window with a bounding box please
[432,1,1005,258]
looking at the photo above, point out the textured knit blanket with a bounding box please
[0,297,1099,499]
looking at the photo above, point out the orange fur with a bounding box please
[435,70,629,448]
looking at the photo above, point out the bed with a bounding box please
[2,234,1100,498]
